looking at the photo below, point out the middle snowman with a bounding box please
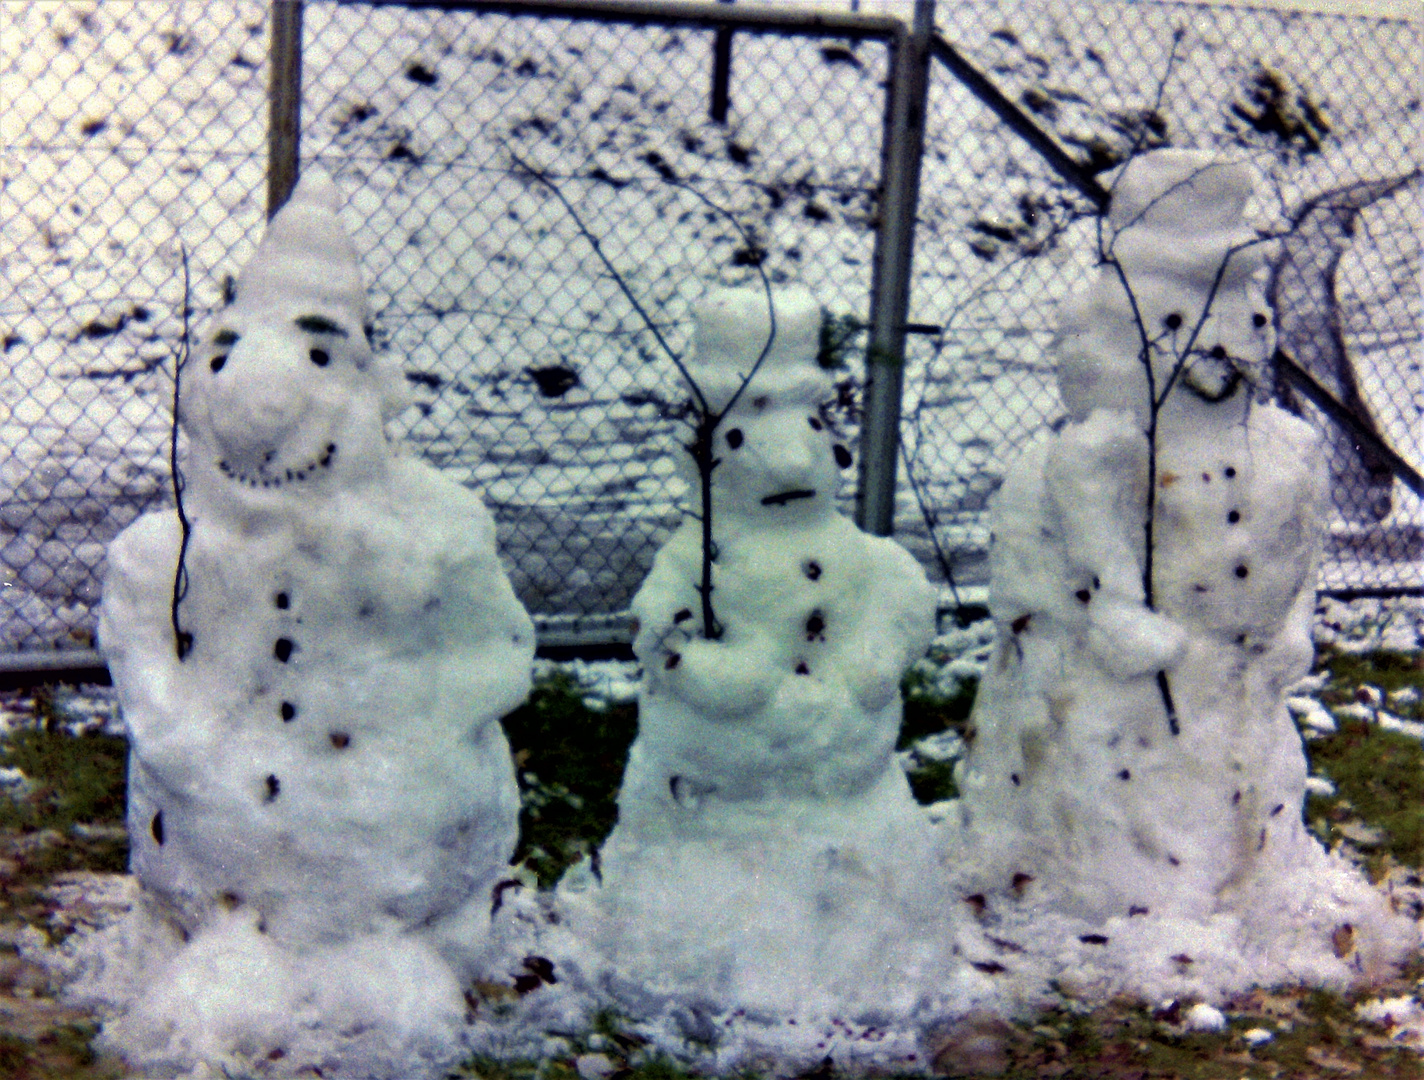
[563,287,945,1021]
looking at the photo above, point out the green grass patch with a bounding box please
[1306,648,1424,869]
[499,672,639,888]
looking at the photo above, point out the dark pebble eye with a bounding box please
[808,416,823,431]
[806,610,825,638]
[725,428,743,449]
[833,444,852,468]
[1209,344,1227,359]
[1075,589,1091,603]
[794,660,810,675]
[1227,509,1241,524]
[1224,466,1237,478]
[1010,773,1020,786]
[1253,313,1268,327]
[280,701,296,722]
[151,811,164,845]
[209,354,227,373]
[310,348,330,367]
[1234,564,1249,579]
[665,652,681,670]
[1164,313,1183,330]
[673,608,692,623]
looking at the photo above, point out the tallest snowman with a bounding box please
[98,172,534,1077]
[952,149,1414,982]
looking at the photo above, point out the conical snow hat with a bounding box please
[234,169,370,322]
[1105,149,1265,281]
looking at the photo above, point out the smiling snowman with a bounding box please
[560,286,951,1027]
[97,171,534,1078]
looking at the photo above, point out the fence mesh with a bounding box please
[1,0,271,652]
[298,3,889,623]
[1,0,1419,658]
[904,0,1422,597]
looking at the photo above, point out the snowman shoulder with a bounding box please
[105,510,182,594]
[861,532,937,628]
[383,455,500,554]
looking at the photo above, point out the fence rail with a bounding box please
[1,0,1419,668]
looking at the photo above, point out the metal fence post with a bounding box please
[268,0,304,218]
[855,0,934,537]
[710,0,735,122]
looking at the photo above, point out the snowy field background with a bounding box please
[1,0,1420,653]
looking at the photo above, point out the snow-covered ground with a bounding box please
[2,0,1419,653]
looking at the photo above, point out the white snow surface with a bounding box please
[18,160,1418,1077]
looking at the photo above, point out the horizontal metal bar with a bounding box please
[1276,348,1424,499]
[347,0,905,39]
[930,32,1110,210]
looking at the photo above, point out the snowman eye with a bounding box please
[210,354,228,373]
[726,428,744,449]
[213,328,239,346]
[310,348,330,367]
[807,416,823,431]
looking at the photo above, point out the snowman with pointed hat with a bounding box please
[97,172,534,1078]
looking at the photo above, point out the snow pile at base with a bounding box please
[82,171,536,1079]
[944,149,1418,1004]
[545,287,1004,1062]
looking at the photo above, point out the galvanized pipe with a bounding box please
[854,0,934,537]
[267,0,304,218]
[355,0,902,39]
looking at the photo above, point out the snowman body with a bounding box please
[97,173,533,1076]
[953,150,1414,982]
[564,288,945,1020]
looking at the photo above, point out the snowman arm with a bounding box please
[658,634,781,719]
[1044,408,1150,600]
[840,541,937,712]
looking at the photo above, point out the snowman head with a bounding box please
[1057,149,1275,424]
[685,287,848,523]
[180,171,409,512]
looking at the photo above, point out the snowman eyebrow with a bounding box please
[294,314,348,337]
[212,328,240,345]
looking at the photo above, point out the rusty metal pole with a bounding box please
[267,0,303,218]
[855,0,933,536]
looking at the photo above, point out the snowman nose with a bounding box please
[207,323,310,446]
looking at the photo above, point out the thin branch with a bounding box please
[508,149,789,641]
[170,245,194,662]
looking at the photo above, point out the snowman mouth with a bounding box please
[217,442,338,488]
[761,488,817,507]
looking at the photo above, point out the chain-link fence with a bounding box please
[903,0,1422,598]
[2,0,1419,664]
[2,1,272,656]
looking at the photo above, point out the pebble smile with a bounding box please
[217,442,338,488]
